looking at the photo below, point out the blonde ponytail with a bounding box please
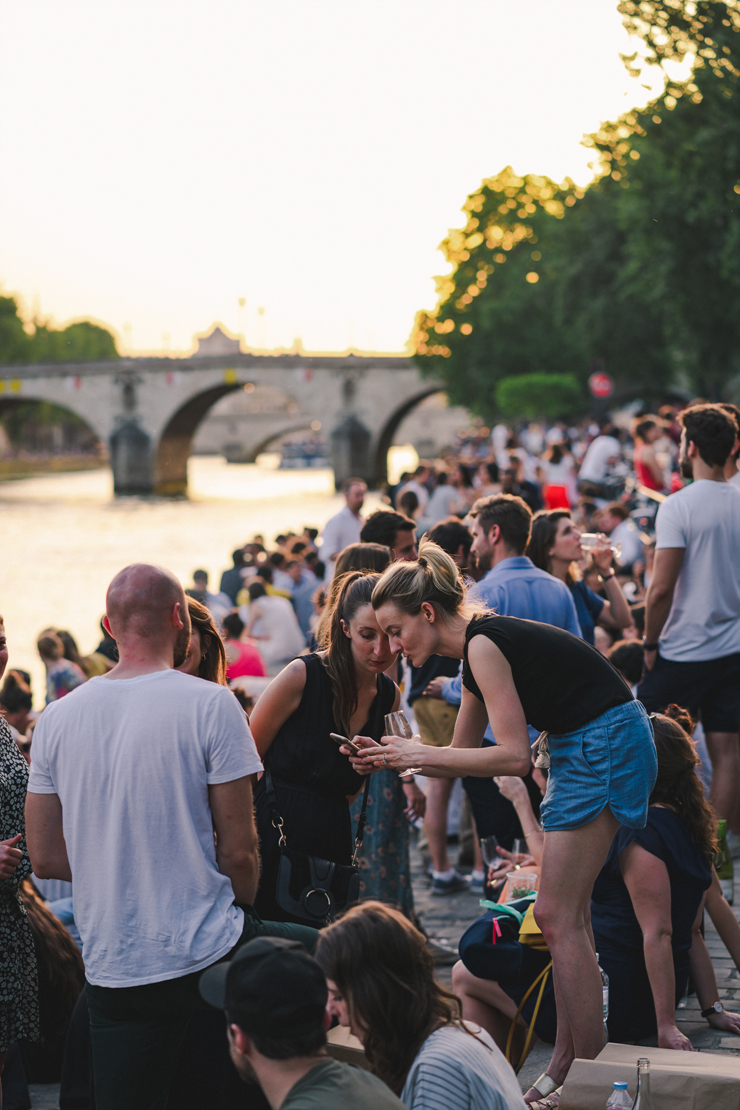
[371,540,484,620]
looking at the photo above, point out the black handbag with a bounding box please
[264,768,371,927]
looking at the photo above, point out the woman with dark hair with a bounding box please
[633,416,666,492]
[177,598,230,684]
[537,438,576,510]
[220,611,267,681]
[528,510,631,646]
[0,671,34,740]
[248,572,403,923]
[355,541,656,1105]
[315,901,525,1109]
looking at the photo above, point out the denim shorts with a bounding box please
[539,700,657,832]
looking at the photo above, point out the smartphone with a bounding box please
[330,732,362,757]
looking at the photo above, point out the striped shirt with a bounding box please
[400,1024,526,1110]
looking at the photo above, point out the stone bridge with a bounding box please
[0,329,443,495]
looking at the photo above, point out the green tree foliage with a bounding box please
[0,295,119,365]
[495,372,582,420]
[414,1,740,414]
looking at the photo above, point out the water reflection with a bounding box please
[2,456,381,704]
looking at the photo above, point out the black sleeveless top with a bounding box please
[264,653,396,797]
[462,615,631,735]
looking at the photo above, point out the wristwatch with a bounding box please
[701,1001,724,1018]
[642,638,659,651]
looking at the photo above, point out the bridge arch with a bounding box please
[373,386,447,485]
[0,395,103,458]
[154,382,310,494]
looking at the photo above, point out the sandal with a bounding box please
[523,1074,560,1106]
[529,1094,561,1110]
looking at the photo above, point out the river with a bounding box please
[2,455,387,704]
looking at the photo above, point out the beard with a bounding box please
[473,547,493,574]
[679,452,693,479]
[173,622,191,668]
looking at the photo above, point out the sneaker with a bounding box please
[431,871,469,896]
[468,873,486,896]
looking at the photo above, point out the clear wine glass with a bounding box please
[480,836,501,868]
[383,711,422,778]
[579,532,622,560]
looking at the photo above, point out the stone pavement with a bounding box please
[26,840,740,1107]
[409,830,740,1096]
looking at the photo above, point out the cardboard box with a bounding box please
[326,1025,371,1071]
[560,1042,740,1109]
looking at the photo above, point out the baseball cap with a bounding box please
[199,937,327,1039]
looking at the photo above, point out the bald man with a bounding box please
[25,564,265,1109]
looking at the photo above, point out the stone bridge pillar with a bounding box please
[329,372,373,488]
[109,370,155,495]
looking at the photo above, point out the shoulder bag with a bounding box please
[264,768,370,927]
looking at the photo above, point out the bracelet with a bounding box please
[601,570,615,580]
[643,639,659,651]
[520,827,542,837]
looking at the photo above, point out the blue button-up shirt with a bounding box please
[441,556,581,739]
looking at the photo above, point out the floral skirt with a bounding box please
[351,767,415,918]
[0,892,39,1052]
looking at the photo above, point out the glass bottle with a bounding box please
[634,1057,653,1110]
[596,951,609,1041]
[716,819,734,904]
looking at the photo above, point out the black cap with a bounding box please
[199,937,327,1039]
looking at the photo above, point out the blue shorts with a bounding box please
[539,701,657,832]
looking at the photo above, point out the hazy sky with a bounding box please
[0,2,665,355]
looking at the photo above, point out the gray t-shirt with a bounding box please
[656,479,740,661]
[282,1058,404,1109]
[400,1025,526,1110]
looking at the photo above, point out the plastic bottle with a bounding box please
[596,951,609,1041]
[716,819,734,904]
[606,1081,633,1109]
[633,1057,653,1110]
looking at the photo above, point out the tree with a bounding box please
[412,168,587,419]
[0,295,119,364]
[495,372,583,420]
[413,1,740,410]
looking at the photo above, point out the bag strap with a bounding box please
[265,766,370,860]
[263,767,287,848]
[352,777,372,865]
[505,960,553,1073]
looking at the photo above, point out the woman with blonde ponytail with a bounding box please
[356,539,657,1106]
[249,571,405,924]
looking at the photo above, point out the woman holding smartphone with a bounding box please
[249,570,423,924]
[354,540,656,1107]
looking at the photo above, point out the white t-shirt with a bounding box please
[400,1024,526,1110]
[729,467,740,491]
[578,435,621,482]
[319,505,364,569]
[28,670,263,987]
[655,480,740,661]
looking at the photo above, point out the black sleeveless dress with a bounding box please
[253,653,396,922]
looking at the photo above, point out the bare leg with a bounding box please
[705,731,740,832]
[424,777,455,872]
[533,807,618,1080]
[452,961,527,1058]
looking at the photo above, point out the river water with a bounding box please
[2,455,384,705]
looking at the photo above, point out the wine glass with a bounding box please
[383,711,422,778]
[511,838,525,869]
[579,532,622,560]
[480,836,502,868]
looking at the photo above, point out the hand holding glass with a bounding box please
[383,712,423,778]
[579,532,622,561]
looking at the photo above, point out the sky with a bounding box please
[0,1,666,356]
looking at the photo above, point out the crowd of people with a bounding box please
[1,399,740,1110]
